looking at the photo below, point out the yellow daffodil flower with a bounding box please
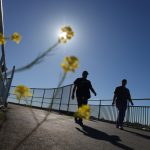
[75,104,91,120]
[61,56,79,73]
[0,33,6,45]
[59,26,74,43]
[11,32,22,44]
[14,85,32,100]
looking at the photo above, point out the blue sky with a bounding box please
[2,0,150,99]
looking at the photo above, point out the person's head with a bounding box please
[82,70,89,79]
[122,79,127,87]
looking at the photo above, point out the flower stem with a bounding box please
[7,41,59,75]
[13,72,67,150]
[25,99,39,124]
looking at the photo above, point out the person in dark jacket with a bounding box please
[72,71,96,125]
[112,79,134,130]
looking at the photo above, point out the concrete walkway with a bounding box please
[0,104,150,150]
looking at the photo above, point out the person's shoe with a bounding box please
[119,126,124,130]
[74,117,78,123]
[116,125,119,128]
[78,119,84,126]
[78,121,84,126]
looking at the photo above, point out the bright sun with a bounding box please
[58,31,67,39]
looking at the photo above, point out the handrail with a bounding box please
[8,85,150,130]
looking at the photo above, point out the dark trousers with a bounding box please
[77,97,88,107]
[75,97,88,122]
[116,104,127,126]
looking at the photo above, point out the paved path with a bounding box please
[0,104,150,150]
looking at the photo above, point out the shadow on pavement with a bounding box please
[76,125,134,150]
[0,114,7,131]
[123,129,150,140]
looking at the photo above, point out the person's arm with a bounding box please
[112,88,117,105]
[128,90,134,105]
[112,94,116,105]
[89,82,96,96]
[72,84,77,100]
[129,97,134,105]
[90,87,96,96]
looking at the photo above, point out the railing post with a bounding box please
[59,87,63,111]
[41,89,45,108]
[98,100,101,119]
[4,66,15,107]
[50,88,55,110]
[145,106,146,126]
[126,101,130,127]
[67,85,72,112]
[30,89,34,106]
[142,106,144,126]
[147,107,149,127]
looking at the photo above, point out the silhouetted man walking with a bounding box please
[112,79,134,130]
[72,71,96,125]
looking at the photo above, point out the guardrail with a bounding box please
[0,0,15,107]
[8,85,150,130]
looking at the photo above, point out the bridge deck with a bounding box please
[0,104,149,150]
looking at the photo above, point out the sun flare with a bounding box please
[59,31,67,40]
[58,26,74,43]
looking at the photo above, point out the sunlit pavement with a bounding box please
[0,104,150,150]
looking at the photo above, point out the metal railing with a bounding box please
[0,0,15,107]
[8,85,150,130]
